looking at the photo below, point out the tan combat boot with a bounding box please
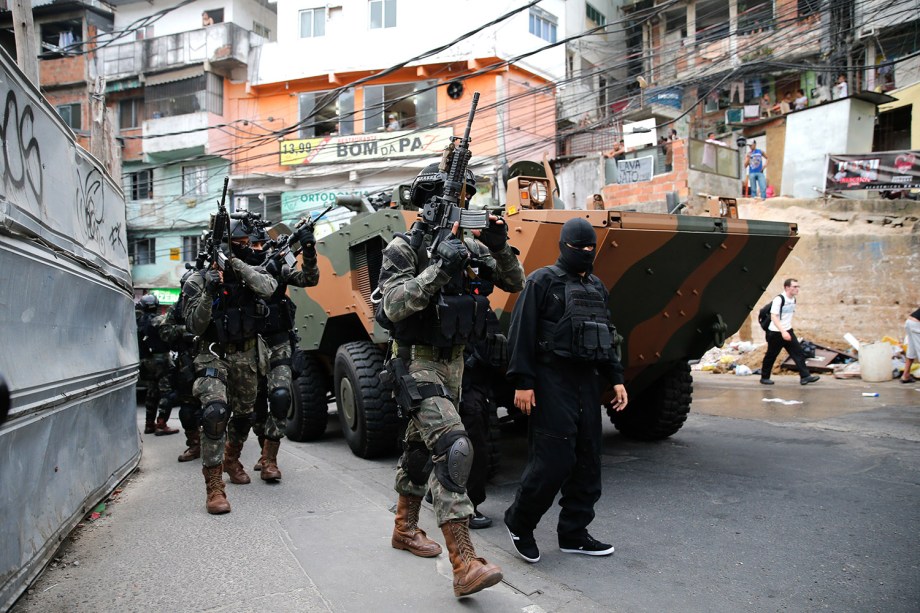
[260,439,282,481]
[223,441,251,484]
[391,494,442,557]
[441,518,503,597]
[253,435,266,471]
[178,430,200,462]
[202,465,230,514]
[154,417,179,436]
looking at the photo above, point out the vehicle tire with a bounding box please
[334,341,399,458]
[610,361,692,440]
[286,351,329,442]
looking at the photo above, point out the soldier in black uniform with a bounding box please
[503,217,628,563]
[159,269,202,461]
[136,294,180,436]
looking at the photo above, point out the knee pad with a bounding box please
[401,440,432,486]
[200,401,229,440]
[432,430,474,494]
[268,387,291,420]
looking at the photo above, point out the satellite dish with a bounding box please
[446,81,464,100]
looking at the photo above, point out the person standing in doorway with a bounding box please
[745,141,768,199]
[760,278,820,386]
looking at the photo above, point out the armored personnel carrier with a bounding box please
[284,163,798,458]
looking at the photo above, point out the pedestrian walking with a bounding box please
[902,307,920,383]
[759,278,820,385]
[503,217,628,564]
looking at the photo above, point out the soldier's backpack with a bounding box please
[757,294,785,332]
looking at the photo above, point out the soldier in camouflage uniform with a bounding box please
[136,294,179,436]
[183,220,278,514]
[158,269,202,462]
[232,220,320,482]
[379,163,524,597]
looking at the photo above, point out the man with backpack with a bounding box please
[759,278,820,385]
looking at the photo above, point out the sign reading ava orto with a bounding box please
[617,155,654,184]
[280,128,453,166]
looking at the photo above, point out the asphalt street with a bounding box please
[10,373,920,613]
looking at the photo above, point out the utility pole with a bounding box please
[11,0,40,86]
[90,76,106,161]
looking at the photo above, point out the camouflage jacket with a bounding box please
[182,258,278,337]
[158,301,196,354]
[280,250,320,289]
[379,229,525,323]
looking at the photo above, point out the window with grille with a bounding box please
[299,89,355,137]
[145,73,223,119]
[586,4,606,26]
[300,8,326,37]
[182,165,208,197]
[363,81,436,132]
[369,0,397,29]
[129,238,156,265]
[131,169,153,200]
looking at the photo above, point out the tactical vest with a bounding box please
[387,230,491,348]
[203,271,268,345]
[137,312,170,355]
[536,265,614,363]
[261,285,296,343]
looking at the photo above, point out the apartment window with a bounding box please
[739,0,774,34]
[300,8,326,38]
[130,169,153,200]
[364,81,436,133]
[119,98,145,129]
[299,89,355,137]
[129,238,156,265]
[798,0,821,18]
[56,104,81,130]
[182,235,200,261]
[145,73,223,119]
[586,4,606,27]
[529,9,557,43]
[182,165,208,197]
[369,0,397,29]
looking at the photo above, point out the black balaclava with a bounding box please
[557,217,597,274]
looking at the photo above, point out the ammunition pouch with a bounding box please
[380,356,452,419]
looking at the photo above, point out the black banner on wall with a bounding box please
[825,150,920,191]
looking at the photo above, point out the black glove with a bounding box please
[204,269,222,295]
[436,236,469,276]
[477,217,508,252]
[295,226,315,249]
[264,257,281,277]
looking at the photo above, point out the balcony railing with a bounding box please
[98,22,259,81]
[688,138,740,179]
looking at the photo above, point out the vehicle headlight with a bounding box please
[527,181,547,205]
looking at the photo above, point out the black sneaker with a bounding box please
[760,378,774,385]
[470,510,492,530]
[505,521,540,563]
[800,375,820,385]
[559,533,615,556]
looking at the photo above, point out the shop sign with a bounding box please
[280,128,453,166]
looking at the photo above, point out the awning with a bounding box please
[144,65,205,86]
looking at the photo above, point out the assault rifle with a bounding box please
[263,204,335,273]
[210,177,231,269]
[421,92,488,256]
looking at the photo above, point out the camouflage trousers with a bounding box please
[394,352,474,525]
[250,339,292,441]
[140,354,174,424]
[192,346,259,467]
